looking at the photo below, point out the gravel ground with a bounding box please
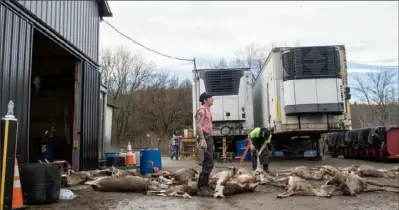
[30,157,399,210]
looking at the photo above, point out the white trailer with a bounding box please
[192,68,254,161]
[253,45,352,160]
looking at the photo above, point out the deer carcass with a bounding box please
[325,171,399,196]
[211,167,259,198]
[252,169,285,187]
[146,179,198,199]
[109,166,140,178]
[345,165,396,179]
[277,166,324,181]
[316,165,341,176]
[168,168,198,184]
[67,171,95,186]
[85,176,162,193]
[276,176,334,199]
[390,165,399,175]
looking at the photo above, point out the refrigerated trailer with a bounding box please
[192,68,254,162]
[253,45,352,160]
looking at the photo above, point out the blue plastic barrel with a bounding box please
[105,152,118,159]
[236,140,251,161]
[140,149,162,175]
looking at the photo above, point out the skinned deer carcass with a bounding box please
[146,179,198,199]
[221,173,259,197]
[211,168,237,198]
[325,171,399,196]
[211,167,259,198]
[276,176,334,199]
[85,176,161,193]
[277,166,324,181]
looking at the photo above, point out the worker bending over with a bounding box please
[248,127,272,173]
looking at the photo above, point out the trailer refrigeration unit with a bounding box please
[253,45,352,160]
[192,68,254,162]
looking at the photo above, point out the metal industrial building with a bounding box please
[0,0,112,170]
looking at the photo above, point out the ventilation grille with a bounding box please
[282,46,341,81]
[200,70,243,96]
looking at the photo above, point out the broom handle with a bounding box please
[238,138,252,167]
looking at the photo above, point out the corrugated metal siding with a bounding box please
[79,62,100,170]
[0,2,33,163]
[17,0,99,63]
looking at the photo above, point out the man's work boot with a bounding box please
[198,186,214,197]
[263,164,270,173]
[197,173,214,197]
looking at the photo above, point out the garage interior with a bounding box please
[29,29,77,164]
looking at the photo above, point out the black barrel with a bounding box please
[19,163,61,205]
[106,156,125,167]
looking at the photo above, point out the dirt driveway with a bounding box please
[30,157,399,210]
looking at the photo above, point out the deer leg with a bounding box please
[275,177,290,182]
[146,190,167,196]
[277,190,295,198]
[277,169,294,174]
[85,176,107,185]
[324,177,337,186]
[365,180,399,188]
[363,188,399,193]
[168,190,192,199]
[269,182,287,188]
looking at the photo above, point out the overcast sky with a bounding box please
[99,1,398,80]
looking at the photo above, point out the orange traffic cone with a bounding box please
[125,141,135,166]
[12,159,29,210]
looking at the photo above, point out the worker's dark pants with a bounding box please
[171,145,179,160]
[251,147,269,171]
[198,134,214,188]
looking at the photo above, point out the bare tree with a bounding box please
[210,57,229,69]
[100,46,155,103]
[100,46,156,144]
[233,43,270,80]
[100,47,193,150]
[231,41,301,80]
[351,70,399,126]
[135,72,192,137]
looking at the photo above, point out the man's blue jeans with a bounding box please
[171,145,179,160]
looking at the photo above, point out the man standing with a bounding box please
[170,131,180,160]
[248,127,272,173]
[195,92,214,197]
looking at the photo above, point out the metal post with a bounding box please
[222,137,226,163]
[1,101,18,210]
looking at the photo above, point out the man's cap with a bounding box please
[199,92,212,102]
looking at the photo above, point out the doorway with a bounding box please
[29,29,78,166]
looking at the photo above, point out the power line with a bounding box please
[102,20,194,62]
